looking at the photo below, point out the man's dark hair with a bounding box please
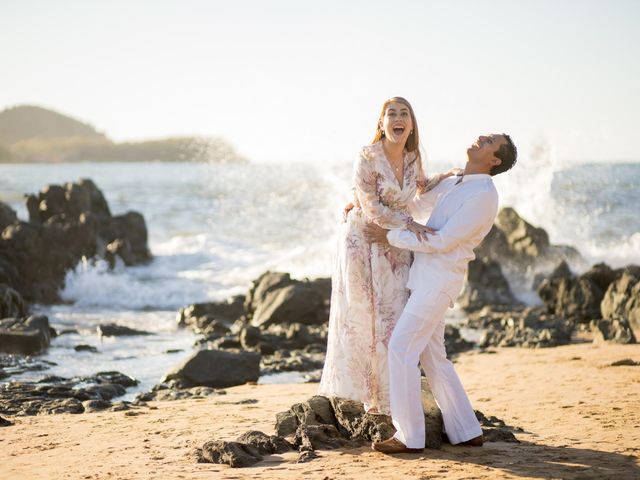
[490,134,517,176]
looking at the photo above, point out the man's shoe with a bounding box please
[460,434,484,447]
[371,437,424,454]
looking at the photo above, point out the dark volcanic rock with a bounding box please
[294,423,346,450]
[0,179,151,304]
[236,430,292,454]
[538,263,616,324]
[0,415,14,426]
[601,269,640,330]
[0,202,18,231]
[444,325,475,355]
[0,315,52,354]
[468,306,574,348]
[162,349,260,388]
[0,284,27,318]
[97,323,153,337]
[134,383,225,402]
[246,272,330,328]
[199,440,263,468]
[177,296,245,332]
[591,317,637,344]
[0,370,138,416]
[459,258,521,312]
[74,344,99,353]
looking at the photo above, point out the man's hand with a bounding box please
[364,223,390,245]
[407,221,437,242]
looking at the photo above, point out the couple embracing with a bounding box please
[318,97,517,454]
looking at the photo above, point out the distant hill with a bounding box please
[0,105,246,164]
[0,105,106,145]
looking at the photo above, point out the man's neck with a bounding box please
[463,161,491,176]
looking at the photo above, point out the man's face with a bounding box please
[467,134,508,169]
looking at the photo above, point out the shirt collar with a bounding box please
[455,173,491,185]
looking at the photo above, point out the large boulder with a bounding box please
[162,349,260,388]
[0,315,52,355]
[0,284,27,318]
[177,295,245,332]
[591,317,637,344]
[496,207,550,259]
[458,258,521,312]
[248,273,329,328]
[0,179,152,304]
[0,202,17,232]
[601,269,640,330]
[538,263,617,324]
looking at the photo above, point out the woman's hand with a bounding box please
[407,221,436,242]
[443,167,464,178]
[343,202,354,222]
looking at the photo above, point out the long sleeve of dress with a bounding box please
[387,190,498,254]
[354,149,412,229]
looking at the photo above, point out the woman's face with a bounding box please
[380,102,413,145]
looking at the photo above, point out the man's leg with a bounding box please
[387,291,451,449]
[419,321,483,445]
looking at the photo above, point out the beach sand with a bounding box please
[2,342,639,480]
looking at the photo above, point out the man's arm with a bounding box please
[387,190,498,254]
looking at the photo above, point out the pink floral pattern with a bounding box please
[319,141,420,414]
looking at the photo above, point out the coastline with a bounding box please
[3,342,638,480]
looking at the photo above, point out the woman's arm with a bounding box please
[353,149,412,229]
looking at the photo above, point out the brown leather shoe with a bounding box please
[371,437,424,454]
[460,434,484,447]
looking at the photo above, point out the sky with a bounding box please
[1,0,639,164]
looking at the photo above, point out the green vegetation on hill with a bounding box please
[0,105,245,163]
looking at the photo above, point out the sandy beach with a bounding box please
[3,341,638,480]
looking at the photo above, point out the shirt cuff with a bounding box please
[387,229,402,247]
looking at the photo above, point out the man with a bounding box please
[364,133,517,454]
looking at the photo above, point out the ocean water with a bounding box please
[1,157,638,395]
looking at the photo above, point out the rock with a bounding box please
[459,258,521,312]
[135,383,225,402]
[601,270,640,330]
[329,397,396,444]
[538,263,616,324]
[239,325,262,349]
[97,323,153,337]
[297,450,318,463]
[496,207,550,258]
[482,428,520,443]
[0,284,26,319]
[294,424,346,450]
[470,307,573,348]
[444,325,475,355]
[245,272,330,328]
[81,399,113,412]
[0,202,18,231]
[162,349,260,388]
[0,315,52,354]
[199,440,263,468]
[0,179,152,304]
[420,378,444,449]
[275,409,300,437]
[236,430,292,454]
[260,350,326,375]
[591,317,637,344]
[74,344,98,353]
[177,296,245,332]
[609,359,640,367]
[0,415,13,426]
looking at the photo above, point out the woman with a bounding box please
[319,97,452,414]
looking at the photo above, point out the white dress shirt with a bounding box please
[386,173,499,303]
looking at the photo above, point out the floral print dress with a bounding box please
[319,141,422,414]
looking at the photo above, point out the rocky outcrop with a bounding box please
[0,315,53,355]
[0,179,151,304]
[0,284,27,319]
[538,262,617,324]
[0,371,138,416]
[245,272,330,328]
[475,208,583,280]
[458,258,521,312]
[97,324,153,337]
[467,306,574,348]
[590,317,637,344]
[601,269,640,330]
[161,349,260,389]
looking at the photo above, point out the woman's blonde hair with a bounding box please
[371,96,426,183]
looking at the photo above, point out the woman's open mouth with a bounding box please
[393,126,405,136]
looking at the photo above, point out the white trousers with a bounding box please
[388,290,482,448]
